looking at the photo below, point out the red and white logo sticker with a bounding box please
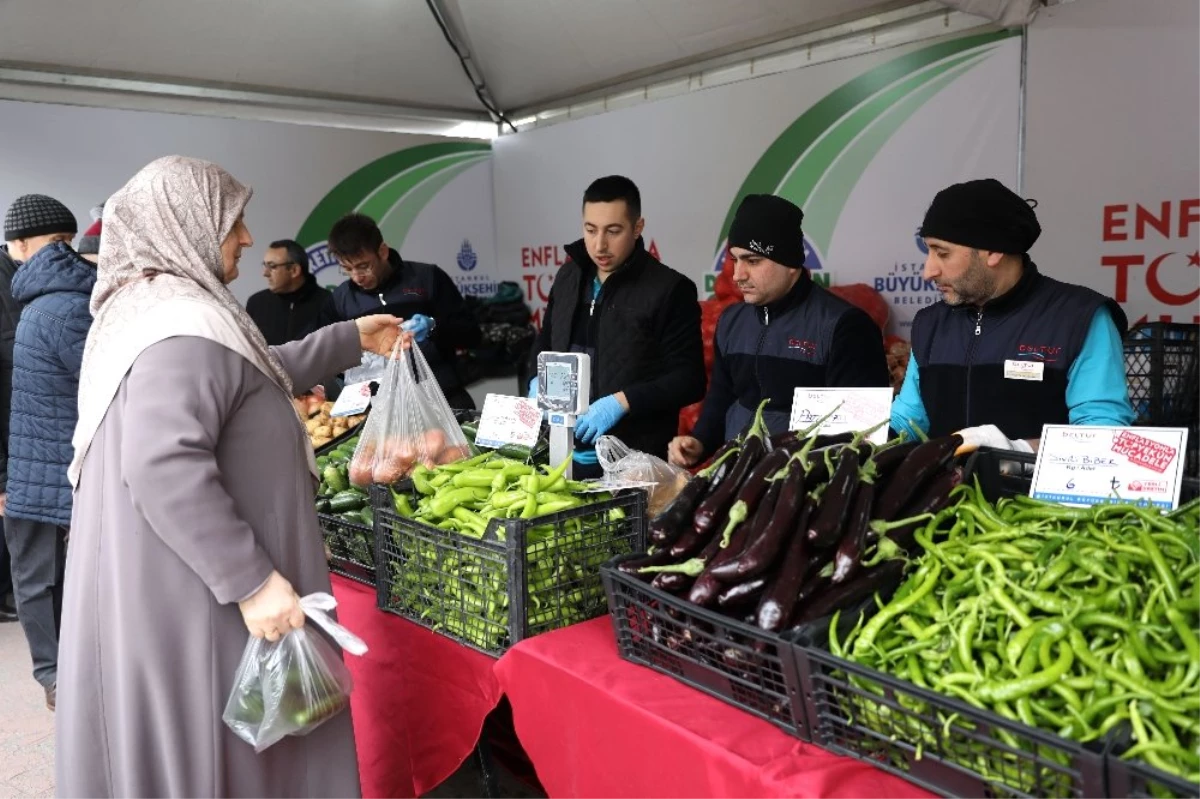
[1112,431,1178,474]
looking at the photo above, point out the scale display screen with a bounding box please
[544,362,572,400]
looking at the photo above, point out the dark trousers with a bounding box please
[4,517,67,688]
[0,517,12,602]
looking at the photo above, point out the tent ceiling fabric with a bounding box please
[0,0,964,120]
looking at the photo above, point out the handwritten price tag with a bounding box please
[1030,425,1189,509]
[475,395,542,450]
[789,388,893,445]
[329,381,372,418]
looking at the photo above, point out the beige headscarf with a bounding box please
[70,156,314,487]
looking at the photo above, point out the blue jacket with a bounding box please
[7,242,96,526]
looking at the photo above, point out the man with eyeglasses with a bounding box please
[315,213,481,409]
[245,239,331,346]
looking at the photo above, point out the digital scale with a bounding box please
[536,352,591,479]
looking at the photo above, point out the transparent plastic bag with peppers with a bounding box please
[223,593,367,753]
[348,338,472,487]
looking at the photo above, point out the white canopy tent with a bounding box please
[0,0,1050,136]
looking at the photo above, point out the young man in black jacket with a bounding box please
[315,214,481,409]
[669,194,889,467]
[246,239,331,346]
[528,176,706,476]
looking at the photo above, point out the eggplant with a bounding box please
[692,436,764,534]
[831,481,875,584]
[668,522,711,559]
[873,434,963,521]
[884,467,962,552]
[649,447,738,546]
[710,455,806,582]
[807,445,863,548]
[687,478,782,607]
[652,572,693,593]
[716,576,770,609]
[754,498,814,632]
[870,440,920,480]
[770,429,855,450]
[793,559,906,626]
[616,548,677,580]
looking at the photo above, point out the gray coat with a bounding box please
[56,322,363,798]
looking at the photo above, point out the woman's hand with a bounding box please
[238,570,305,642]
[354,314,411,356]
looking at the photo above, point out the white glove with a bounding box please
[954,424,1034,456]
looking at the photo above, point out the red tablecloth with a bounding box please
[494,618,934,799]
[331,575,503,798]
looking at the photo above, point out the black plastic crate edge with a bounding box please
[792,642,1108,799]
[599,558,811,741]
[1104,729,1200,799]
[317,510,377,587]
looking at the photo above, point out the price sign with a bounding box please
[1030,425,1189,509]
[329,381,372,418]
[789,387,894,445]
[475,394,542,450]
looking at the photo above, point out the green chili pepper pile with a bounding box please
[833,483,1200,789]
[384,453,637,651]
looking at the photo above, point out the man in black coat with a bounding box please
[246,239,331,346]
[315,214,481,409]
[528,175,706,476]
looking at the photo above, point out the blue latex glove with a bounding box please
[400,314,435,343]
[572,448,599,465]
[574,395,626,445]
[527,377,538,399]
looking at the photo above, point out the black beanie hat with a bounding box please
[4,194,78,242]
[728,194,806,269]
[918,178,1041,254]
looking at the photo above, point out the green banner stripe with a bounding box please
[357,153,486,222]
[715,29,1017,249]
[296,141,491,247]
[378,158,487,251]
[775,49,989,208]
[804,54,992,256]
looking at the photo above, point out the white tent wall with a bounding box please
[1022,0,1200,327]
[492,28,1023,336]
[0,101,498,306]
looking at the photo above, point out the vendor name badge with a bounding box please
[789,387,893,445]
[1004,359,1044,381]
[1030,425,1189,509]
[475,394,542,450]
[329,381,372,418]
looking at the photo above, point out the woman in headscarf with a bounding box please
[56,156,398,797]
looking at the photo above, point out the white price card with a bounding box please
[1030,425,1190,509]
[789,388,894,445]
[475,394,542,450]
[329,381,372,418]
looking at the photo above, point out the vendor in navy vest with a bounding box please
[315,213,481,409]
[890,178,1134,454]
[670,194,889,467]
[528,175,705,477]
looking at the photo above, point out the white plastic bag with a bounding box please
[342,351,388,386]
[347,339,472,487]
[223,593,367,753]
[596,436,690,516]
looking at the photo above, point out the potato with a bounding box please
[348,444,375,488]
[313,425,332,439]
[311,436,332,448]
[420,429,446,460]
[321,401,335,414]
[305,418,323,434]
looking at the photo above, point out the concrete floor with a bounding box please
[0,619,541,799]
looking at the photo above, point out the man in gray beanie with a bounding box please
[2,193,83,710]
[669,194,889,467]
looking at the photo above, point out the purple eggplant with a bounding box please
[831,481,875,584]
[687,478,782,607]
[649,447,738,546]
[710,455,806,582]
[793,559,906,626]
[807,445,863,548]
[717,576,770,610]
[870,440,920,480]
[754,498,815,632]
[874,434,963,521]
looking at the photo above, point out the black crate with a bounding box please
[1125,322,1198,476]
[600,563,807,737]
[964,447,1200,504]
[1106,751,1200,799]
[794,645,1107,798]
[318,508,376,587]
[374,488,646,657]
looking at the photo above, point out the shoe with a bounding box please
[0,604,16,623]
[45,683,55,712]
